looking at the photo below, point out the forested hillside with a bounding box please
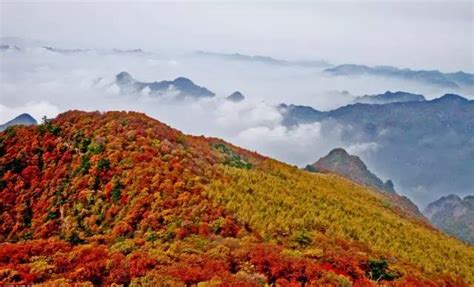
[0,111,472,286]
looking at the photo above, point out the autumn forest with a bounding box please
[0,111,472,286]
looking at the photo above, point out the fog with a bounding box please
[1,1,473,207]
[1,1,472,72]
[1,46,468,164]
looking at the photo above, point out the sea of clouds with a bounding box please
[2,42,472,207]
[1,43,468,165]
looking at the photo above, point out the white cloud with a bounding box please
[347,142,379,156]
[234,122,346,165]
[0,101,60,123]
[2,2,472,72]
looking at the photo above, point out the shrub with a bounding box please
[366,258,399,281]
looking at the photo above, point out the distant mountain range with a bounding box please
[3,37,473,91]
[198,51,474,90]
[42,46,145,55]
[424,195,474,244]
[0,38,145,55]
[0,113,37,131]
[353,91,426,105]
[280,94,474,205]
[325,64,474,89]
[42,46,89,54]
[197,51,331,67]
[115,72,215,99]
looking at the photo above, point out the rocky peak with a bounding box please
[226,91,245,102]
[115,71,134,85]
[307,148,396,193]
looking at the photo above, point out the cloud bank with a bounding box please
[1,41,472,207]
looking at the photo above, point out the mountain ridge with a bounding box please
[0,113,37,132]
[0,110,473,285]
[325,64,474,88]
[115,71,215,99]
[306,148,396,193]
[279,94,474,206]
[424,195,474,244]
[353,91,426,105]
[196,51,331,68]
[305,148,425,220]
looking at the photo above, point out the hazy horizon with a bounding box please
[1,1,473,72]
[1,1,473,207]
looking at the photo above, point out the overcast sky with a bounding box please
[1,1,473,72]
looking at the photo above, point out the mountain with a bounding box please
[279,94,474,205]
[325,64,474,88]
[446,71,474,87]
[307,148,396,193]
[0,113,37,132]
[306,148,425,220]
[42,46,90,54]
[278,103,325,126]
[111,48,144,54]
[115,71,215,99]
[0,110,472,285]
[226,91,245,102]
[424,195,474,244]
[42,46,145,55]
[0,36,46,49]
[353,91,426,105]
[197,51,331,68]
[0,45,21,52]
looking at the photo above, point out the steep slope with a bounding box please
[305,148,424,220]
[0,113,37,132]
[353,91,426,105]
[425,195,474,244]
[306,148,395,193]
[279,94,474,205]
[0,111,473,286]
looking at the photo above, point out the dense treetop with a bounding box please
[0,110,472,286]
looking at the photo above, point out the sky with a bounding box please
[1,1,473,72]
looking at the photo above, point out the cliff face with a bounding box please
[425,195,474,244]
[307,148,395,193]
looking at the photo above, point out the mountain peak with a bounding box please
[226,91,245,102]
[327,147,349,156]
[305,148,428,220]
[435,93,468,103]
[15,113,36,122]
[0,110,472,284]
[307,148,396,193]
[172,77,194,85]
[114,73,215,99]
[424,194,474,244]
[115,71,134,84]
[0,113,37,131]
[354,91,426,105]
